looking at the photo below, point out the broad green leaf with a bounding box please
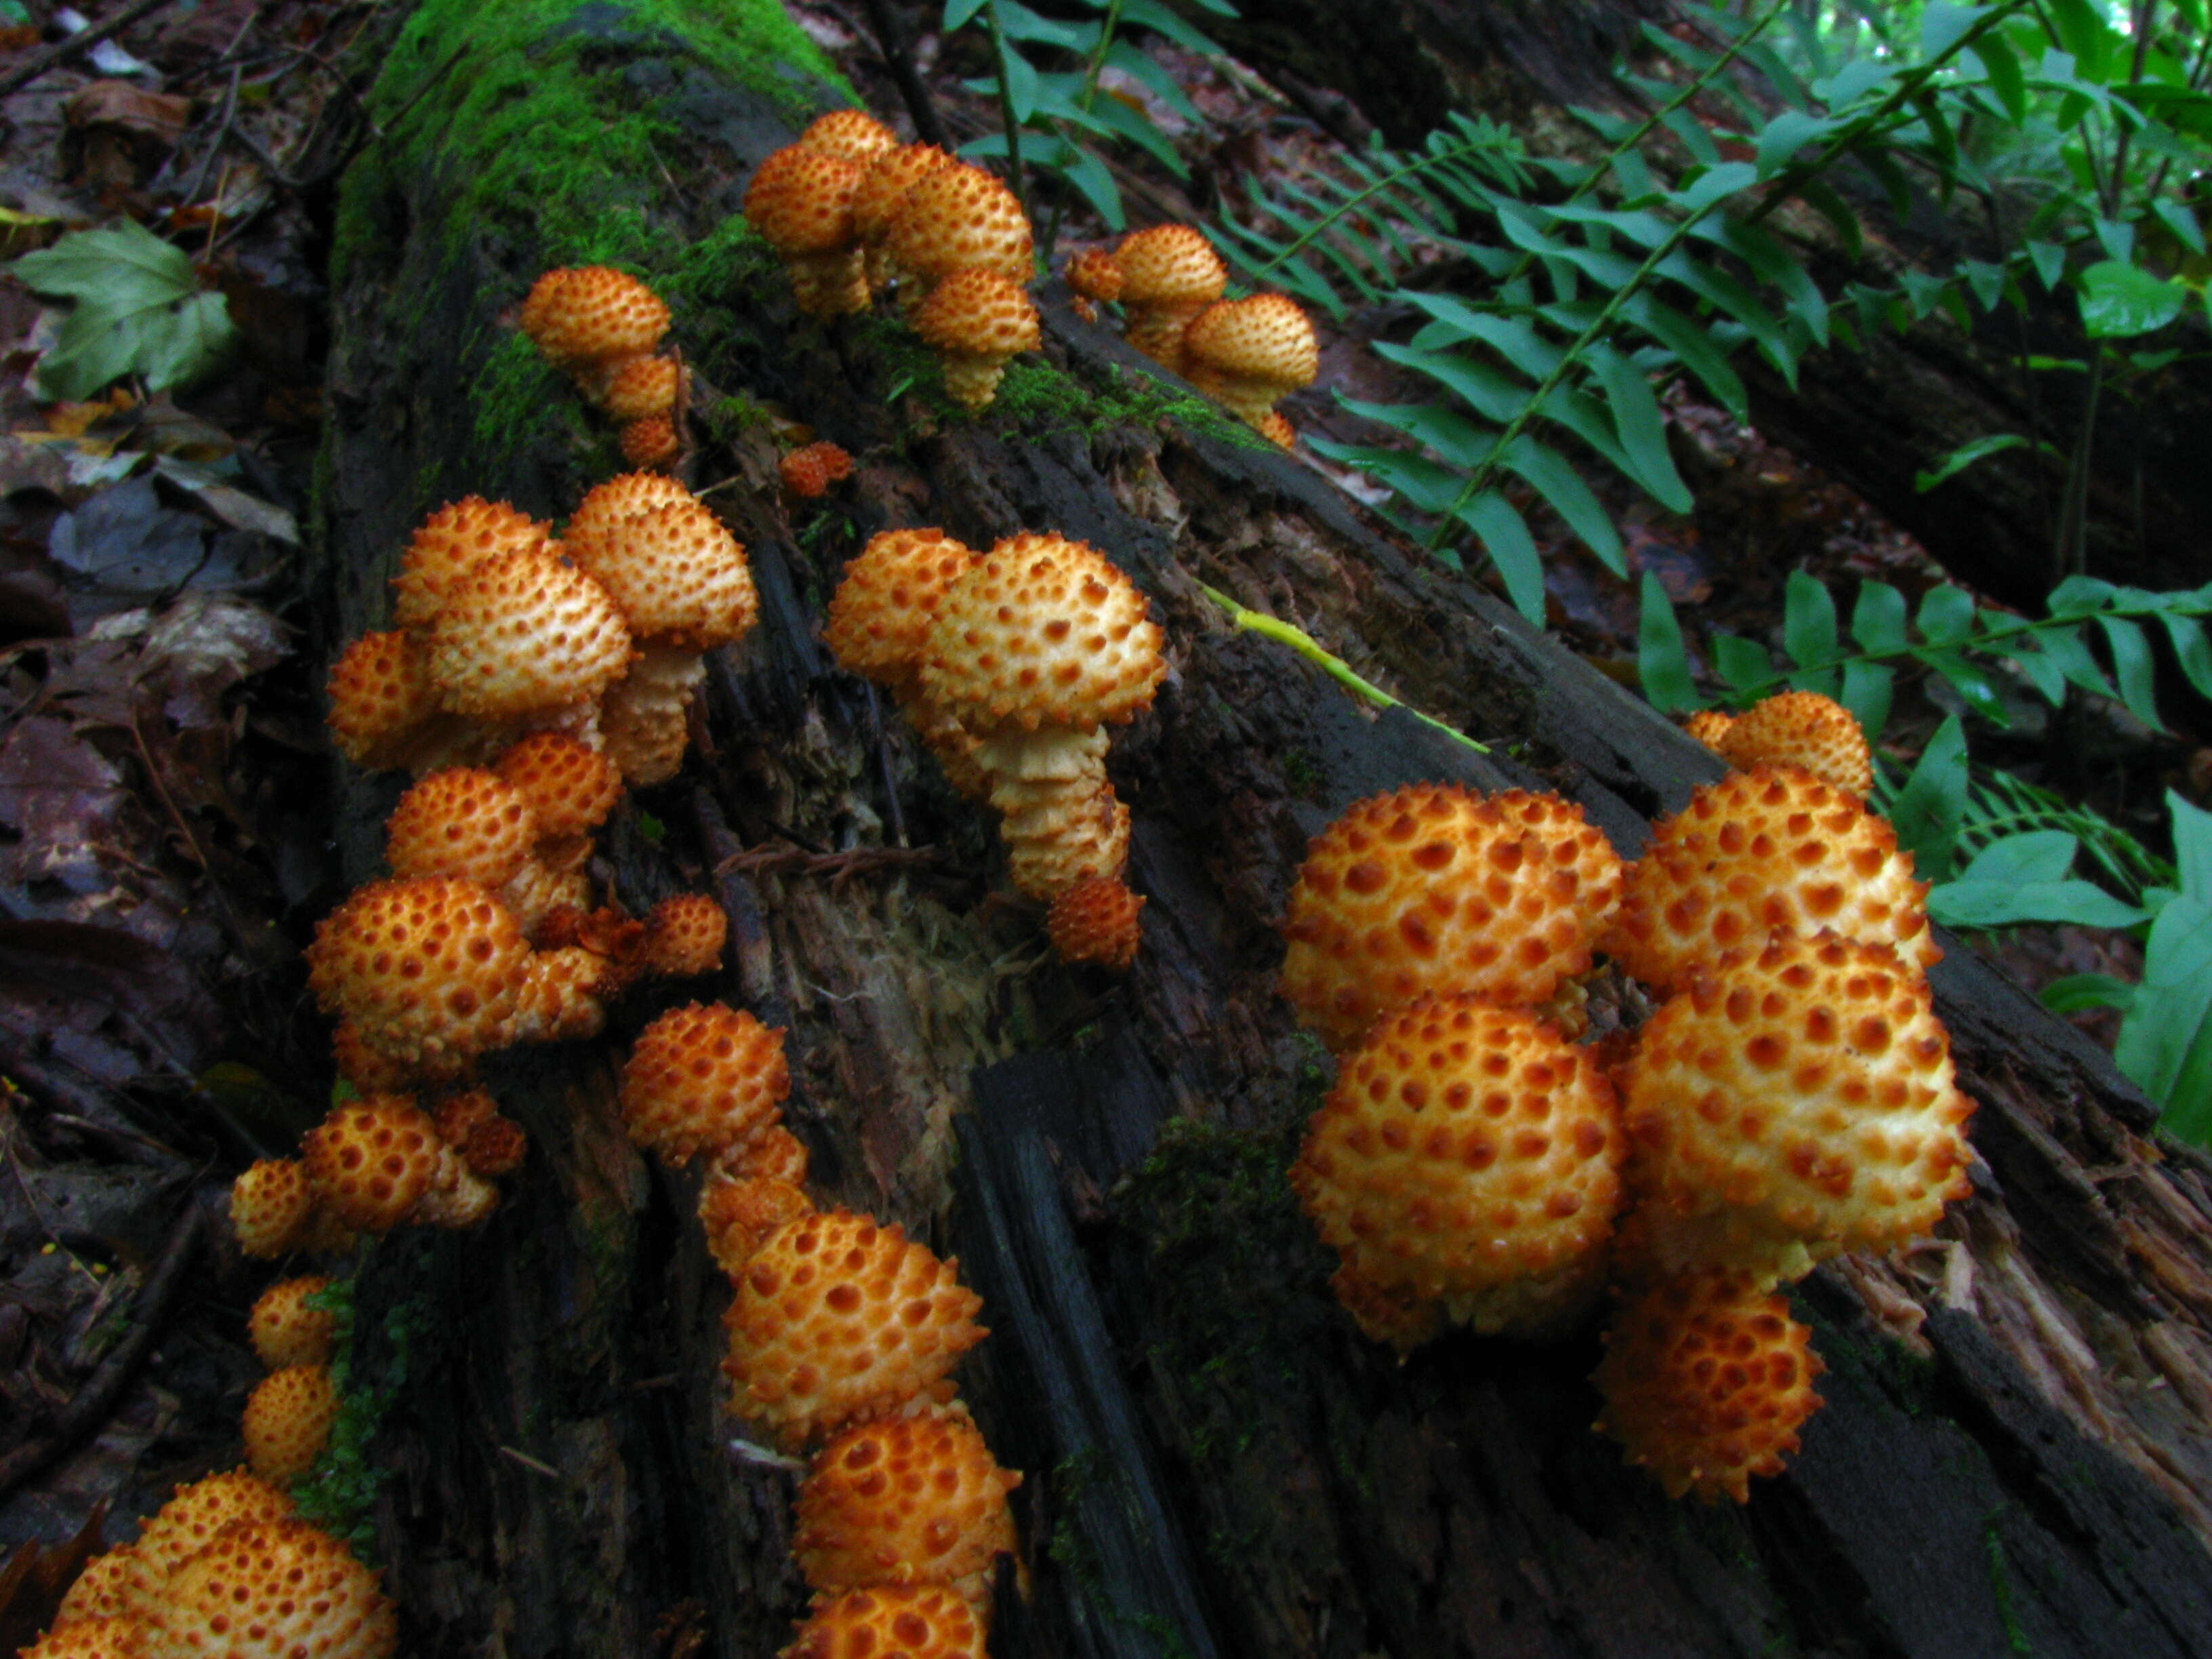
[1959,258,2009,311]
[1334,394,1498,467]
[1372,346,1528,426]
[10,218,237,400]
[1921,1,1990,58]
[1851,579,1910,653]
[1054,145,1124,228]
[1624,291,1747,419]
[1755,110,1835,177]
[2024,240,2068,290]
[2115,893,2212,1126]
[1675,161,1757,217]
[994,0,1093,48]
[1402,295,1563,381]
[1971,32,2028,121]
[1638,573,1699,713]
[1915,432,2034,492]
[1306,441,1463,514]
[1458,491,1545,624]
[1798,179,1866,260]
[1931,876,2149,931]
[1498,436,1625,575]
[943,0,988,29]
[1988,634,2069,704]
[2043,972,2137,1015]
[2094,614,2162,727]
[1712,634,1774,695]
[2153,197,2207,255]
[2079,260,2186,337]
[1841,659,1894,741]
[2036,623,2121,701]
[2154,615,2212,701]
[1117,0,1229,56]
[1784,569,1839,668]
[2171,789,2212,900]
[1917,584,1978,646]
[1589,343,1691,512]
[1889,713,1971,880]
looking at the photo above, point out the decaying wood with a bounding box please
[314,6,2212,1656]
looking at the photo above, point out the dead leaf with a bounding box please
[63,83,192,148]
[0,1502,107,1654]
[0,714,138,897]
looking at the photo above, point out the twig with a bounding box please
[180,62,243,204]
[0,1199,204,1498]
[497,1446,565,1481]
[1196,583,1490,754]
[0,0,178,98]
[712,843,952,893]
[856,0,947,149]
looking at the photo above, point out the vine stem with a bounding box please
[1197,585,1490,754]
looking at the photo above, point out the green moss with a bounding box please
[1983,1518,2034,1654]
[292,1273,422,1558]
[991,357,1273,451]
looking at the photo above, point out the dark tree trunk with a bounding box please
[1208,0,2212,619]
[313,4,2212,1656]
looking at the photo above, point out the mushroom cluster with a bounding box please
[1063,226,1317,446]
[742,109,1041,411]
[1279,743,1973,1502]
[824,525,1167,969]
[25,1469,395,1659]
[518,265,684,468]
[616,1002,1020,1656]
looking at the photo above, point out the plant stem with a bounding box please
[984,0,1029,224]
[1040,0,1124,266]
[1197,585,1490,754]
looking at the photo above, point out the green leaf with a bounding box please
[1638,573,1699,714]
[2116,893,2212,1129]
[1497,435,1625,575]
[2153,197,2207,256]
[2171,789,2212,900]
[1458,491,1546,625]
[1755,110,1836,176]
[2094,614,2163,728]
[943,0,989,29]
[1917,584,1978,646]
[2043,972,2136,1015]
[1914,432,2034,492]
[1851,579,1910,653]
[2024,240,2068,290]
[2079,260,2186,337]
[1921,1,1988,58]
[1624,291,1747,419]
[10,218,237,400]
[1889,713,1971,881]
[1840,659,1894,741]
[1928,831,2150,929]
[1971,32,2028,121]
[1783,569,1840,670]
[1712,634,1774,695]
[1589,343,1690,512]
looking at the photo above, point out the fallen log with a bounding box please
[310,3,2212,1654]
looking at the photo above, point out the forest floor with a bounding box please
[0,0,2195,1635]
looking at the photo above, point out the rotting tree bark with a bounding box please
[315,4,2212,1656]
[1206,0,2212,617]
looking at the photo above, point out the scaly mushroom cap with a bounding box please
[143,1518,396,1659]
[700,1172,814,1277]
[640,893,728,979]
[620,1002,790,1167]
[247,1277,337,1370]
[1593,1270,1825,1502]
[383,767,537,889]
[793,1404,1021,1601]
[20,1616,148,1657]
[229,1159,314,1260]
[1617,931,1973,1284]
[1182,293,1317,426]
[518,265,669,368]
[600,354,683,422]
[782,1586,985,1659]
[1291,995,1624,1347]
[1711,691,1874,798]
[565,471,697,549]
[52,1549,146,1628]
[823,529,979,690]
[302,1096,446,1232]
[781,440,855,499]
[1113,225,1225,307]
[724,1209,987,1448]
[1045,874,1145,970]
[619,414,681,470]
[920,534,1166,733]
[565,499,758,650]
[390,498,550,635]
[242,1364,341,1488]
[800,108,899,165]
[744,146,865,256]
[1064,246,1123,304]
[884,163,1033,291]
[1681,709,1735,747]
[853,144,956,258]
[914,268,1040,409]
[325,630,443,772]
[434,1088,529,1178]
[426,546,634,720]
[493,731,624,841]
[734,1122,813,1185]
[133,1469,296,1585]
[306,878,531,1072]
[1279,783,1623,1052]
[1605,766,1938,995]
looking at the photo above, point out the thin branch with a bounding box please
[0,0,178,98]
